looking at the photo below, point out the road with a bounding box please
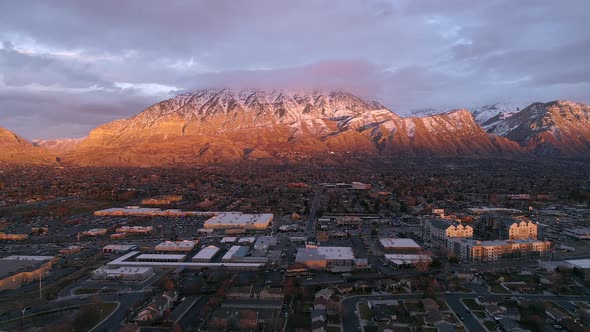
[305,190,322,241]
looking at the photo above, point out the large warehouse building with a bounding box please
[379,238,422,253]
[295,246,356,271]
[203,212,273,230]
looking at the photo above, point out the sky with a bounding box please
[1,0,589,139]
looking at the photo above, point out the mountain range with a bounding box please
[2,89,590,166]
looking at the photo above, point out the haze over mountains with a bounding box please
[3,89,590,166]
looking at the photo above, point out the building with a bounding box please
[141,195,183,206]
[136,254,186,263]
[203,212,273,230]
[221,246,250,262]
[448,238,551,262]
[0,232,28,241]
[192,246,220,262]
[155,240,196,253]
[384,254,432,268]
[107,251,264,271]
[82,228,108,236]
[0,256,56,291]
[58,245,81,256]
[566,259,590,280]
[564,228,590,240]
[92,266,154,281]
[379,238,422,253]
[295,246,356,271]
[423,218,473,247]
[136,291,178,322]
[253,236,277,251]
[475,216,537,240]
[115,226,153,234]
[336,216,362,226]
[94,206,210,217]
[103,244,138,254]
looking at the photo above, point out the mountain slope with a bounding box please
[33,138,83,153]
[0,127,57,165]
[470,103,525,133]
[67,89,523,166]
[488,101,590,156]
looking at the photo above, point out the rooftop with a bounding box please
[136,254,186,260]
[192,246,220,260]
[566,259,590,269]
[379,238,421,249]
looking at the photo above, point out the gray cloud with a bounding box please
[0,0,588,139]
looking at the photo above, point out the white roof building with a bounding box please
[1,255,54,261]
[385,254,432,266]
[221,246,249,262]
[155,241,196,252]
[136,254,186,262]
[192,246,220,262]
[204,212,272,230]
[379,238,422,250]
[103,244,138,253]
[221,237,238,243]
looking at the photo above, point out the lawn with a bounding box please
[327,327,341,332]
[462,299,483,311]
[483,320,498,331]
[489,284,509,294]
[357,301,373,321]
[473,311,486,319]
[403,301,424,313]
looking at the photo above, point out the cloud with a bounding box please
[0,0,588,137]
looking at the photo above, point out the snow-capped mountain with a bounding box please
[33,138,83,153]
[68,89,520,166]
[486,101,590,156]
[3,90,590,166]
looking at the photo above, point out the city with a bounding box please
[0,159,589,331]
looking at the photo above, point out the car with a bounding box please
[459,316,465,321]
[306,277,313,281]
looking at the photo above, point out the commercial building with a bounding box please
[103,244,138,254]
[422,218,473,247]
[192,246,221,263]
[220,237,237,244]
[336,216,362,226]
[0,256,56,291]
[115,226,153,234]
[221,246,250,262]
[0,232,28,241]
[107,251,264,271]
[203,212,273,230]
[136,254,186,263]
[94,206,211,217]
[447,238,551,262]
[82,228,108,236]
[141,195,183,206]
[155,240,196,253]
[254,236,278,251]
[384,254,432,268]
[379,238,422,253]
[295,246,356,271]
[92,266,154,281]
[565,259,590,280]
[58,245,81,256]
[564,228,590,240]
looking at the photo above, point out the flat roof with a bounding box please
[385,254,432,264]
[155,241,196,248]
[136,254,186,260]
[193,246,220,260]
[106,251,263,269]
[103,244,137,250]
[379,238,421,249]
[94,266,153,274]
[1,255,54,261]
[296,247,355,261]
[566,259,590,269]
[204,212,273,227]
[222,245,249,260]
